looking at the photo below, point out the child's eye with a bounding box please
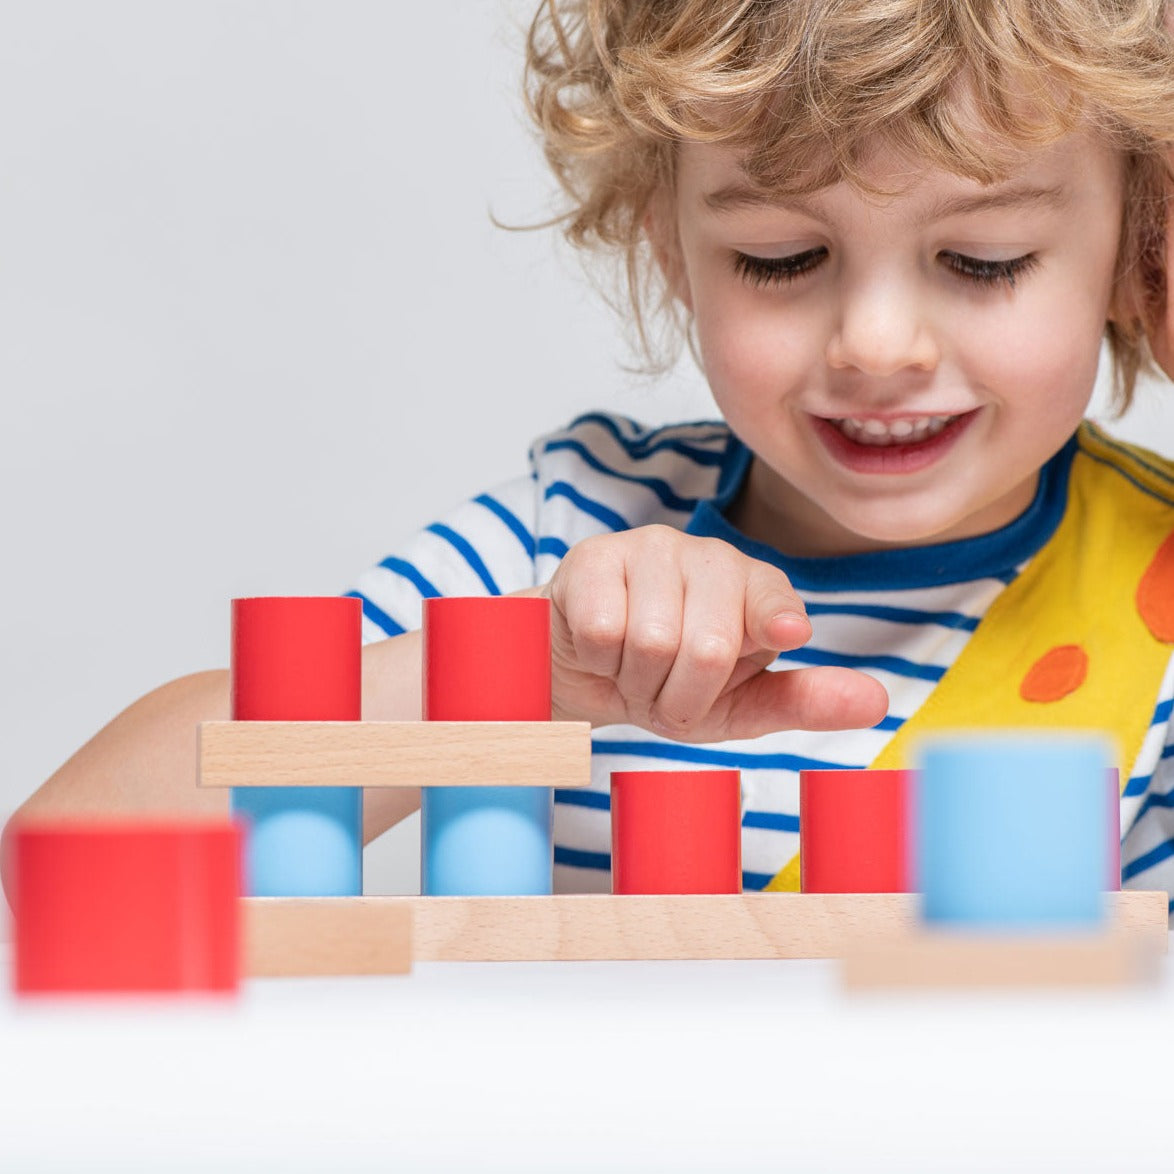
[940,251,1041,289]
[732,247,827,287]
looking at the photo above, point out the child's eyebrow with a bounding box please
[702,180,1072,225]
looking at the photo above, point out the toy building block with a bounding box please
[421,596,558,896]
[244,898,411,977]
[800,768,912,893]
[9,819,242,994]
[842,734,1158,990]
[916,733,1113,927]
[611,770,742,894]
[238,889,1166,970]
[230,596,363,897]
[197,720,592,790]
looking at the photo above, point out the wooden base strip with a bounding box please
[199,720,592,790]
[244,897,412,976]
[242,891,1166,971]
[842,929,1161,990]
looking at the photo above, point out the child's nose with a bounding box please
[825,286,940,377]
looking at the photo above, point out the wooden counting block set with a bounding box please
[197,594,1166,982]
[9,593,1169,993]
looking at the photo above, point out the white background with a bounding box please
[2,1,1171,897]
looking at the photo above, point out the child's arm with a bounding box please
[0,633,427,905]
[1,529,888,905]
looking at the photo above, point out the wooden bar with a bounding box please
[842,929,1161,990]
[241,890,1167,971]
[244,897,412,976]
[198,720,592,790]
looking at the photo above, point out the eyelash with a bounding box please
[732,248,1041,290]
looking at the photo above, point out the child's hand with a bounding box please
[541,526,889,741]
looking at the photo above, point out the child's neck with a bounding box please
[726,457,1041,560]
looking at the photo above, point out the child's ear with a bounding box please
[644,191,694,313]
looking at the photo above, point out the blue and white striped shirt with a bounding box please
[349,412,1174,906]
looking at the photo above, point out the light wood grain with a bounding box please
[198,720,592,789]
[242,890,1167,969]
[842,928,1162,990]
[244,897,412,976]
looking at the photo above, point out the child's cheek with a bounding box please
[695,290,812,407]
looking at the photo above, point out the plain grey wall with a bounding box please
[2,2,1171,897]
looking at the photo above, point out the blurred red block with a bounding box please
[8,820,242,994]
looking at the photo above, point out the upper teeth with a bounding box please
[835,415,956,446]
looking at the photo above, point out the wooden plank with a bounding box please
[406,890,1167,962]
[198,720,592,790]
[244,897,412,977]
[242,891,1167,970]
[842,929,1161,990]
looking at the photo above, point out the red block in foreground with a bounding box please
[9,820,243,994]
[611,770,742,894]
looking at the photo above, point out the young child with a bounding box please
[4,0,1174,904]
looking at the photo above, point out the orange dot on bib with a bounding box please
[1137,530,1174,643]
[1019,644,1089,703]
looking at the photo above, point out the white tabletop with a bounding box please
[2,941,1172,1172]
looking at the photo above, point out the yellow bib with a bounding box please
[766,423,1174,893]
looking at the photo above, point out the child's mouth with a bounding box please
[813,410,978,473]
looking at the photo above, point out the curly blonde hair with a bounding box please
[524,0,1174,408]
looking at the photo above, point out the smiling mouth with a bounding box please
[824,413,966,447]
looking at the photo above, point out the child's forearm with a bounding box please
[0,632,426,907]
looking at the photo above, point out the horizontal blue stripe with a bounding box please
[475,493,534,559]
[554,845,611,871]
[545,481,632,532]
[1162,743,1174,760]
[542,439,700,514]
[1122,839,1174,883]
[426,523,500,596]
[1154,698,1174,725]
[781,645,946,682]
[742,870,774,891]
[592,739,853,773]
[537,536,570,559]
[568,412,730,465]
[804,601,980,632]
[742,810,800,833]
[377,556,440,599]
[555,789,610,811]
[873,714,904,732]
[344,591,405,637]
[1124,773,1151,799]
[1132,790,1174,827]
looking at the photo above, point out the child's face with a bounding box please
[665,128,1124,557]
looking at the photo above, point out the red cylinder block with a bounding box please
[232,596,362,721]
[10,820,242,994]
[800,768,912,893]
[423,596,551,721]
[610,770,742,895]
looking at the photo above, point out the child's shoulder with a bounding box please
[1076,421,1174,510]
[528,411,738,502]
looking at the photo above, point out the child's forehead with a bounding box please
[676,126,1121,215]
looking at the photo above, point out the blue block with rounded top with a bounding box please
[232,785,362,897]
[914,733,1112,929]
[422,785,553,896]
